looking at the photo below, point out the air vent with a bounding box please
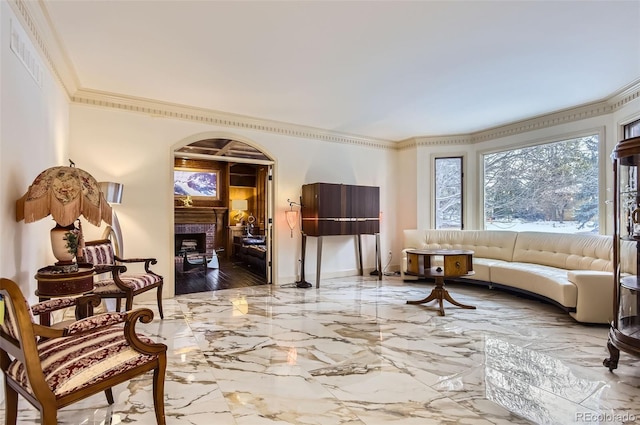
[10,19,43,87]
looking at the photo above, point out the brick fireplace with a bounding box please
[175,224,215,255]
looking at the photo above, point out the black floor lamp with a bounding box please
[286,198,312,288]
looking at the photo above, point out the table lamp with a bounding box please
[16,162,112,272]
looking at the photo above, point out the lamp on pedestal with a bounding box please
[99,181,124,257]
[16,161,112,272]
[231,199,248,225]
[287,198,311,288]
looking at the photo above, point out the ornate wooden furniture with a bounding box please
[0,278,167,425]
[81,239,164,319]
[34,264,95,326]
[405,249,476,316]
[300,183,381,287]
[605,136,640,370]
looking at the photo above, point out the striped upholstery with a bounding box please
[82,243,116,266]
[0,278,167,425]
[7,325,157,398]
[82,241,161,293]
[1,296,23,341]
[80,239,164,319]
[94,273,162,293]
[1,292,158,399]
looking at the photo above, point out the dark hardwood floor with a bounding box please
[175,255,267,295]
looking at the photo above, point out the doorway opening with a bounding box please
[173,138,274,294]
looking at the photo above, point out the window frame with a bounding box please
[478,128,605,234]
[433,155,464,230]
[624,118,640,139]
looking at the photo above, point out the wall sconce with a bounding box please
[231,199,248,224]
[99,181,124,257]
[286,198,302,237]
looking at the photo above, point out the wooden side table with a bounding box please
[405,249,476,316]
[35,264,95,325]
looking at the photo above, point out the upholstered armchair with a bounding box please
[30,293,101,327]
[0,278,167,425]
[81,238,164,319]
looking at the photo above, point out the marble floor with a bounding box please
[2,276,640,424]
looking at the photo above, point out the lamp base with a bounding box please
[295,280,312,288]
[52,262,79,273]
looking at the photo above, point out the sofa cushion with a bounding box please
[490,262,577,308]
[403,230,518,262]
[461,258,512,282]
[512,231,612,272]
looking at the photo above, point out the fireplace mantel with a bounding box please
[175,207,228,224]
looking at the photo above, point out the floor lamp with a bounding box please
[287,198,311,288]
[99,182,124,257]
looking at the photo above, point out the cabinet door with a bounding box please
[302,183,343,236]
[301,183,380,236]
[350,185,380,234]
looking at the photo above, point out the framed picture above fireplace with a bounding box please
[174,168,219,200]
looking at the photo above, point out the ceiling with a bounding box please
[39,0,640,142]
[175,138,271,162]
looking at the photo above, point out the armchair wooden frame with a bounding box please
[0,278,167,425]
[82,239,164,319]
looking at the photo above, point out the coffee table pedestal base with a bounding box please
[406,277,476,316]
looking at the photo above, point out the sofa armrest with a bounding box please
[567,271,614,324]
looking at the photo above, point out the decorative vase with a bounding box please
[50,223,77,265]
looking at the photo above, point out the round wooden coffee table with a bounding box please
[405,249,476,316]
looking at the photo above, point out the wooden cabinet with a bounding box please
[301,183,379,236]
[605,136,640,371]
[297,183,381,288]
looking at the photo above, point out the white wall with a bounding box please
[0,3,71,405]
[395,146,418,233]
[69,104,397,295]
[0,3,70,298]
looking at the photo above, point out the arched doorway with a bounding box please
[173,138,274,294]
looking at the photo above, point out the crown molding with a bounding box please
[12,0,640,149]
[398,135,472,150]
[470,79,640,144]
[72,89,397,150]
[399,79,640,149]
[469,100,612,144]
[8,0,79,96]
[607,77,640,110]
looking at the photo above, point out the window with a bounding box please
[624,119,640,138]
[435,156,463,229]
[483,135,599,233]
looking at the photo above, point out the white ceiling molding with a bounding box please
[607,78,640,110]
[8,0,78,96]
[11,0,640,150]
[72,88,396,150]
[398,136,472,150]
[73,78,640,151]
[398,80,640,150]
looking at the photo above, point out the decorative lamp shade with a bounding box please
[231,199,248,211]
[99,181,123,205]
[285,210,297,230]
[285,209,298,237]
[16,166,112,227]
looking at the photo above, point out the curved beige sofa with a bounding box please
[401,230,635,324]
